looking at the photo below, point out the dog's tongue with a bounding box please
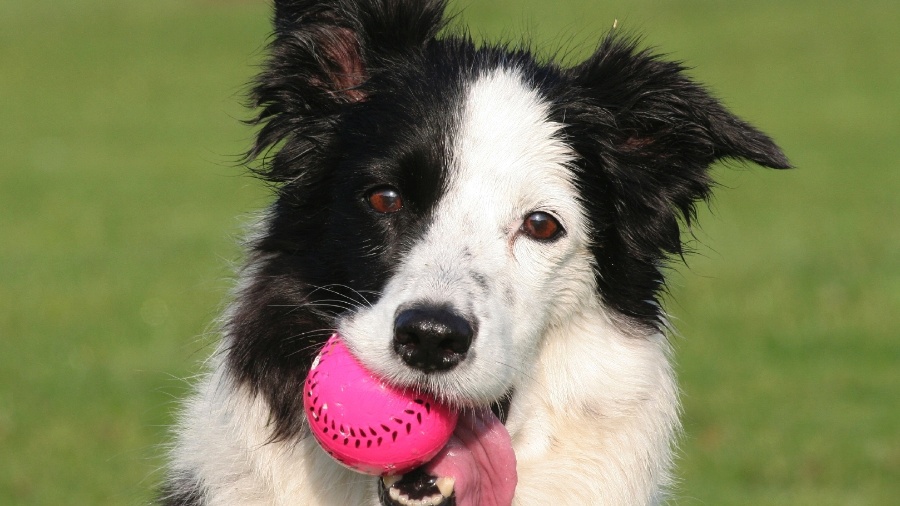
[424,408,517,506]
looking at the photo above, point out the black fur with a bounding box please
[552,36,790,325]
[231,0,463,442]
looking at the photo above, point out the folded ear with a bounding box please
[563,35,790,324]
[249,0,449,180]
[567,35,789,254]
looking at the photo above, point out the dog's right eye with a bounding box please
[366,186,404,214]
[521,211,564,242]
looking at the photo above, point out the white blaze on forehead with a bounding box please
[447,67,579,229]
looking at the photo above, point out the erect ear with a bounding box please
[566,35,790,262]
[248,0,449,179]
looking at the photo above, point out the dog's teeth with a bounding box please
[382,474,402,488]
[390,491,423,506]
[435,476,455,498]
[383,473,451,504]
[423,494,446,506]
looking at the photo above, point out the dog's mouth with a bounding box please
[378,396,516,506]
[379,468,456,506]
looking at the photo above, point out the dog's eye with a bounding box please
[366,186,404,214]
[522,211,563,241]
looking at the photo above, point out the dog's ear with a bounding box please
[567,35,790,256]
[249,0,449,180]
[564,35,790,323]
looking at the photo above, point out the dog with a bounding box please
[162,1,789,504]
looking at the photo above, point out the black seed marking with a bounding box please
[381,424,391,432]
[355,440,360,448]
[392,431,398,442]
[377,437,383,446]
[406,423,411,434]
[369,427,378,437]
[404,409,414,415]
[310,382,318,390]
[331,420,336,430]
[425,403,431,414]
[350,428,356,437]
[323,414,328,424]
[367,441,372,448]
[313,397,318,406]
[414,399,424,404]
[416,413,422,424]
[343,438,349,445]
[323,427,329,434]
[332,434,338,440]
[393,417,403,425]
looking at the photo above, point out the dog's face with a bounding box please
[338,67,593,406]
[227,0,789,442]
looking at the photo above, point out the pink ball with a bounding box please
[304,334,458,475]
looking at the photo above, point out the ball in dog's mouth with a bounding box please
[304,335,458,475]
[304,335,517,505]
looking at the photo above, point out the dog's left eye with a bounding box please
[366,186,404,214]
[521,211,564,241]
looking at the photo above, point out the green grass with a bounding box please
[1,0,897,504]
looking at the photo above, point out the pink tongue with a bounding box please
[424,408,517,506]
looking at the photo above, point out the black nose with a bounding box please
[393,306,475,373]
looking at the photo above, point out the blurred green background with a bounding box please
[1,0,897,504]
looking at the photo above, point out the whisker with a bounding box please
[268,300,356,311]
[304,283,380,309]
[493,359,538,383]
[282,329,337,345]
[285,344,328,359]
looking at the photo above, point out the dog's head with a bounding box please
[226,0,789,440]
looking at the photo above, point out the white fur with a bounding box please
[170,68,680,505]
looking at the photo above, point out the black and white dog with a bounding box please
[164,1,788,504]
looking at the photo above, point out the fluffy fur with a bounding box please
[163,1,789,504]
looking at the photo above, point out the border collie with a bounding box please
[163,1,789,504]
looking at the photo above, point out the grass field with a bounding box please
[1,0,897,504]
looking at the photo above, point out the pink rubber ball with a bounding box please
[303,334,458,475]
